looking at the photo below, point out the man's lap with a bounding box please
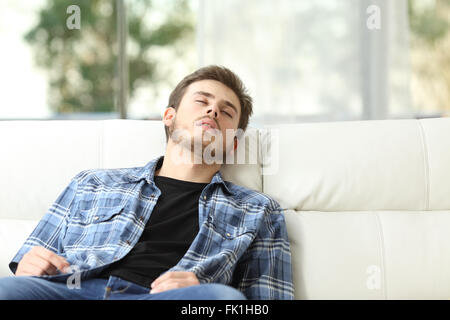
[0,275,107,300]
[0,275,246,300]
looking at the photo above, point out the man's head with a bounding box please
[163,66,252,164]
[163,65,253,144]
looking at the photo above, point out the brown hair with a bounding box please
[164,65,253,140]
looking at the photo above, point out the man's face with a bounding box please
[164,79,241,162]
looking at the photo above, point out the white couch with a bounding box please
[1,118,449,299]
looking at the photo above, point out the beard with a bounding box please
[168,116,235,165]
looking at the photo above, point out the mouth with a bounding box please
[195,118,219,131]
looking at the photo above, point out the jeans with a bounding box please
[0,275,247,300]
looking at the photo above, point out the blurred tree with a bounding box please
[409,0,449,43]
[408,0,450,113]
[24,0,194,114]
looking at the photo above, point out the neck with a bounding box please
[156,140,221,183]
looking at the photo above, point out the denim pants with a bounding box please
[0,275,247,300]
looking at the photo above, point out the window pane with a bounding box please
[0,1,49,119]
[197,0,412,125]
[126,0,197,120]
[0,0,119,119]
[408,0,450,117]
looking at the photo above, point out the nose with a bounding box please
[206,104,219,119]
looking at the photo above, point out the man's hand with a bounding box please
[150,271,200,294]
[15,246,70,276]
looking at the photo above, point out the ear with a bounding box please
[163,107,176,127]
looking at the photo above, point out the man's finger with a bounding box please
[34,247,70,273]
[27,257,57,275]
[150,280,181,294]
[20,260,50,276]
[150,279,192,294]
[151,271,194,289]
[150,272,199,294]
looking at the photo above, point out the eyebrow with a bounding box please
[193,91,238,115]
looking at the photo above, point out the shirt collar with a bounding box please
[125,156,162,184]
[126,156,234,195]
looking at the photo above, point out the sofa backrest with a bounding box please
[1,118,449,299]
[263,118,450,299]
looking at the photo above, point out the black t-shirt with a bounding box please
[98,174,207,288]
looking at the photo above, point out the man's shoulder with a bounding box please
[223,180,282,212]
[72,165,144,186]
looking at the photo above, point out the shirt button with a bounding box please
[203,196,207,200]
[93,216,99,221]
[226,233,231,238]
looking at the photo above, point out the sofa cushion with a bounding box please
[264,118,450,299]
[262,119,429,211]
[286,210,450,299]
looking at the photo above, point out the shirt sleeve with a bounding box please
[232,200,295,300]
[8,173,81,274]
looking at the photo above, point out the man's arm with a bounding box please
[9,173,81,275]
[232,201,294,300]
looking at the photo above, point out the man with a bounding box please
[0,65,294,300]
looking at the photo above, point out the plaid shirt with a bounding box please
[9,156,294,300]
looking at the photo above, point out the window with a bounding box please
[1,1,448,122]
[0,0,196,120]
[0,1,51,119]
[197,0,449,126]
[125,0,196,120]
[408,0,450,117]
[197,0,412,125]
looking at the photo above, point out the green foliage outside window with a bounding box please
[408,0,450,113]
[24,0,194,114]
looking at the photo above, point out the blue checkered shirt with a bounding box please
[9,156,294,300]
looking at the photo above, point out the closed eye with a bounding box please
[196,99,233,118]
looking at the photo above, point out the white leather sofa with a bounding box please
[0,118,449,299]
